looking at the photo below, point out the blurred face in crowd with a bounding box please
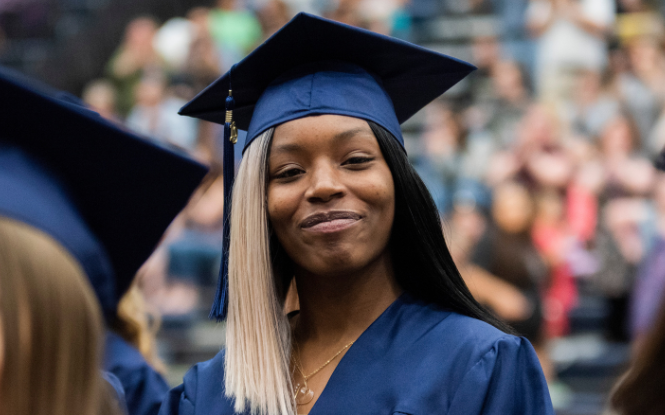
[82,80,117,120]
[135,77,165,107]
[267,115,395,278]
[601,116,635,157]
[619,0,647,12]
[575,70,602,105]
[124,17,158,50]
[423,103,463,156]
[535,190,564,225]
[492,182,534,234]
[471,36,499,70]
[518,105,559,148]
[628,37,662,75]
[217,0,238,11]
[492,61,526,103]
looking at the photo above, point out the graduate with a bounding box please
[160,13,554,415]
[0,67,207,415]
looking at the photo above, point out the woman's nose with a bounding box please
[305,163,345,204]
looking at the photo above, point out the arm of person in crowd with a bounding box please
[562,0,613,38]
[460,263,532,322]
[526,0,557,37]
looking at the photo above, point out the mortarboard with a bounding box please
[0,66,208,320]
[179,12,476,321]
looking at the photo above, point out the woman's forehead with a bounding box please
[270,115,376,154]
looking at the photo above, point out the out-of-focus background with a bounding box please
[3,0,665,413]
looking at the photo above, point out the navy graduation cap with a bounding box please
[0,66,208,320]
[179,12,476,320]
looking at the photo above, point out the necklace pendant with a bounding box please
[294,383,314,405]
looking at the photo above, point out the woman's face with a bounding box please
[267,115,395,277]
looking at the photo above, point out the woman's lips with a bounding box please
[300,211,362,233]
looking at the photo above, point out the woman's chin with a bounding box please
[300,250,362,276]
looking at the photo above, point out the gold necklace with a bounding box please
[292,339,354,406]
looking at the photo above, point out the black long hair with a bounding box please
[368,121,512,333]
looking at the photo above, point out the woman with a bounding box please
[0,217,120,415]
[0,66,207,415]
[162,13,554,415]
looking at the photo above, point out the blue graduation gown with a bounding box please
[103,370,129,415]
[159,294,554,414]
[105,331,171,415]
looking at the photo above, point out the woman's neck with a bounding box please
[293,252,401,345]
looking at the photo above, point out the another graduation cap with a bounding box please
[179,12,476,321]
[0,66,208,320]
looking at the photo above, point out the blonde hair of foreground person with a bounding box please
[0,217,118,415]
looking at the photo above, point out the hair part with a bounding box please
[225,127,295,415]
[0,217,112,415]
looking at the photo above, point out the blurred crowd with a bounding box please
[75,0,665,402]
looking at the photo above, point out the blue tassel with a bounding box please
[210,88,237,321]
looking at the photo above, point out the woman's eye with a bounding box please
[275,168,303,179]
[343,156,373,166]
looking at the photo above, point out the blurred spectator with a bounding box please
[105,16,163,117]
[472,182,548,342]
[183,7,223,92]
[468,35,501,104]
[257,0,293,39]
[413,101,493,214]
[485,60,532,148]
[615,36,665,148]
[527,0,615,104]
[82,78,120,121]
[139,168,225,317]
[153,17,196,72]
[629,172,665,341]
[126,73,198,151]
[591,114,655,340]
[356,0,412,37]
[532,189,578,338]
[208,0,262,71]
[564,69,619,141]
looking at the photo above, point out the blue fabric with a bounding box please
[159,294,554,415]
[105,332,170,415]
[0,65,207,317]
[246,61,403,147]
[0,146,117,313]
[103,371,130,415]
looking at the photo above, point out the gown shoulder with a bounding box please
[105,331,171,415]
[159,349,229,415]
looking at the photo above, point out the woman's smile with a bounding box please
[300,210,363,234]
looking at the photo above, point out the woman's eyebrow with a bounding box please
[332,127,370,143]
[271,142,305,155]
